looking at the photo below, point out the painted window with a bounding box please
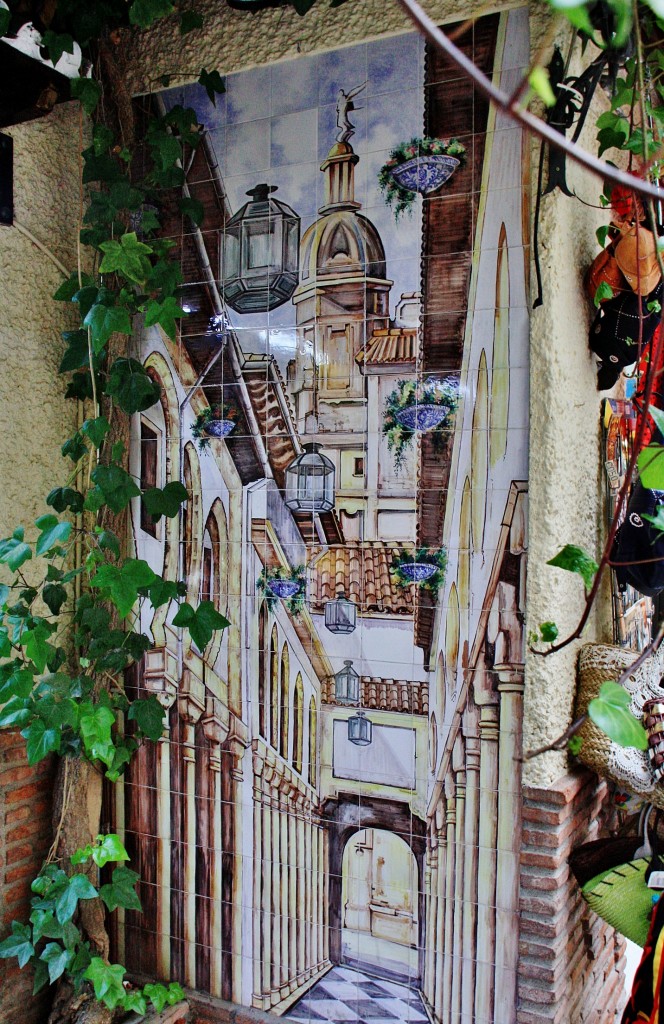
[308,697,318,788]
[279,644,290,760]
[140,420,159,537]
[293,674,304,774]
[269,625,278,749]
[491,224,510,466]
[258,604,267,738]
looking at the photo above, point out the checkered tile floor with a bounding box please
[286,966,428,1024]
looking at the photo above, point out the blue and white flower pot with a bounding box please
[395,404,450,432]
[390,155,460,195]
[203,419,235,439]
[399,562,438,583]
[267,579,301,599]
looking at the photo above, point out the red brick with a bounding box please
[4,861,39,884]
[0,764,35,787]
[6,842,40,866]
[5,781,47,804]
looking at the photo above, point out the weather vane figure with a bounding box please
[335,81,368,144]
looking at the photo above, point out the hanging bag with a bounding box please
[611,479,664,598]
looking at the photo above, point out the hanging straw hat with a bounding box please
[615,226,662,296]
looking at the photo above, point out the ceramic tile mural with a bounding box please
[119,9,529,1024]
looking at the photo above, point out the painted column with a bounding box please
[474,704,499,1023]
[423,842,436,1008]
[434,805,447,1022]
[280,787,290,997]
[228,723,248,1003]
[178,692,204,988]
[288,784,298,991]
[322,824,329,963]
[154,685,177,980]
[441,781,456,1024]
[296,794,306,984]
[317,819,325,967]
[261,764,274,1006]
[450,767,466,1023]
[312,819,321,967]
[304,814,312,978]
[494,670,525,1024]
[252,752,265,1008]
[270,774,282,1003]
[202,713,227,999]
[461,735,481,1022]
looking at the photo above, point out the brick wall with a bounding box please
[0,729,55,1024]
[519,770,627,1024]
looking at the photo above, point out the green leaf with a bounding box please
[90,464,141,514]
[594,280,614,307]
[53,273,93,302]
[54,873,98,925]
[84,304,131,354]
[596,225,609,249]
[129,0,176,28]
[145,983,170,1013]
[528,66,556,107]
[81,417,110,450]
[99,233,153,286]
[47,488,84,515]
[0,922,34,968]
[128,696,164,741]
[589,679,648,749]
[70,78,102,117]
[91,834,130,869]
[98,530,121,559]
[648,299,662,314]
[99,866,142,912]
[180,10,204,33]
[0,697,33,728]
[148,578,182,609]
[178,196,204,227]
[35,516,72,556]
[92,124,114,156]
[84,957,126,1008]
[40,30,75,67]
[43,584,67,616]
[539,621,558,642]
[79,704,116,767]
[637,444,664,489]
[91,558,157,619]
[40,942,71,984]
[144,296,187,341]
[62,433,88,463]
[546,544,599,591]
[0,534,32,572]
[105,358,161,414]
[21,718,60,765]
[142,481,188,521]
[32,959,49,995]
[123,990,148,1014]
[198,68,226,105]
[172,600,230,650]
[60,330,91,373]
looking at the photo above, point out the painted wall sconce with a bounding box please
[334,660,360,705]
[257,565,306,615]
[378,137,466,219]
[284,442,335,514]
[348,710,372,747]
[191,403,237,451]
[383,377,459,471]
[222,183,300,313]
[324,593,357,635]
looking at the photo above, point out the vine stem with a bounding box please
[77,104,100,488]
[524,620,664,760]
[45,758,71,866]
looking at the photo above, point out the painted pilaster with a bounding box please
[450,766,466,1023]
[153,683,177,980]
[252,752,265,1008]
[288,784,298,991]
[434,804,447,1022]
[441,781,456,1024]
[228,721,248,1003]
[296,794,306,982]
[461,732,481,1022]
[178,688,204,989]
[474,703,499,1022]
[280,788,290,997]
[270,774,282,1003]
[202,711,228,999]
[261,764,274,1006]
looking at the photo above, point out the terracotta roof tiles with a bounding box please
[356,327,418,367]
[310,542,413,616]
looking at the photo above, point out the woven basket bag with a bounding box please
[575,643,664,808]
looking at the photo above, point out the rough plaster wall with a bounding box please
[0,101,80,534]
[122,0,610,785]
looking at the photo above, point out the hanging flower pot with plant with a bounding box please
[192,403,239,451]
[383,377,459,471]
[378,137,466,219]
[391,548,448,596]
[257,565,306,615]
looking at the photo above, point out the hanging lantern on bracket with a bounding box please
[348,711,372,747]
[284,442,335,514]
[334,660,360,705]
[324,593,357,635]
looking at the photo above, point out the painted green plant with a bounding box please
[383,377,459,472]
[191,402,240,451]
[378,136,466,218]
[257,565,307,615]
[391,547,448,596]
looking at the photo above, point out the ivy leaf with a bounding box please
[90,464,141,514]
[180,10,203,33]
[40,943,71,983]
[21,718,61,765]
[32,959,49,995]
[528,66,556,107]
[43,583,68,616]
[637,444,664,489]
[92,834,130,869]
[539,621,558,642]
[142,482,188,521]
[62,433,88,462]
[92,124,114,156]
[589,680,648,749]
[172,600,230,650]
[99,233,153,286]
[596,225,609,249]
[99,866,142,912]
[91,559,157,619]
[178,196,204,227]
[40,30,75,67]
[105,358,161,415]
[198,68,226,105]
[290,0,317,13]
[148,578,183,609]
[55,871,98,923]
[594,281,614,307]
[0,697,33,728]
[84,304,132,354]
[60,330,91,373]
[79,704,116,767]
[81,417,110,450]
[129,0,176,28]
[546,544,598,591]
[98,530,121,559]
[128,697,164,741]
[0,529,32,572]
[144,983,171,1013]
[70,78,102,117]
[84,958,127,1008]
[47,488,84,515]
[0,922,34,968]
[0,668,34,703]
[35,515,72,556]
[53,272,93,302]
[144,296,187,341]
[123,990,148,1014]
